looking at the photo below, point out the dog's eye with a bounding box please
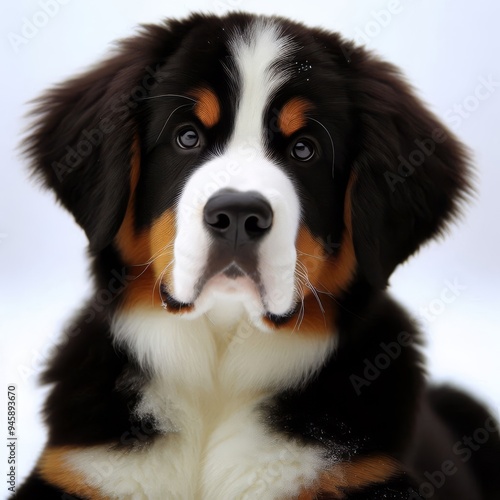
[177,128,200,149]
[291,139,315,161]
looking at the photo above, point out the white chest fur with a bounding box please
[66,304,336,499]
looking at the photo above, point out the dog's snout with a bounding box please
[203,190,273,246]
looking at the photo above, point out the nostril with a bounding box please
[245,215,260,235]
[244,214,271,237]
[207,213,231,232]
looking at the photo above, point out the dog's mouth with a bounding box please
[160,262,298,326]
[160,285,193,312]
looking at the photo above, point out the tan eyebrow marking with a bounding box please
[190,87,221,128]
[278,97,313,137]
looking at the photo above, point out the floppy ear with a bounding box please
[348,51,472,288]
[23,23,182,252]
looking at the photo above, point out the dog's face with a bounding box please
[128,19,357,327]
[26,14,469,331]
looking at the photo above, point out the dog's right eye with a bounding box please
[176,128,200,149]
[291,138,315,162]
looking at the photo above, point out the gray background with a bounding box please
[1,0,499,491]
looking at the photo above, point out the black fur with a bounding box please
[346,53,470,288]
[41,307,157,447]
[15,473,71,499]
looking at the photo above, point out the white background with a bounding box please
[1,0,499,494]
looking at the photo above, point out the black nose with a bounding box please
[203,190,273,247]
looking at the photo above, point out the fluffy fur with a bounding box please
[16,12,500,500]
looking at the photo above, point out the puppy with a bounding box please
[17,12,500,500]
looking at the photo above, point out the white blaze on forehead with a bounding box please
[171,20,302,316]
[228,20,296,147]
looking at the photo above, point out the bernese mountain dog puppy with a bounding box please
[16,12,500,500]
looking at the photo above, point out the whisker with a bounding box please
[308,274,367,321]
[133,251,173,280]
[295,293,306,333]
[290,278,301,333]
[309,117,335,179]
[131,241,175,268]
[298,303,306,331]
[291,276,305,333]
[155,103,193,143]
[296,250,328,262]
[141,94,197,103]
[152,267,166,306]
[128,242,176,280]
[296,261,326,318]
[152,260,175,307]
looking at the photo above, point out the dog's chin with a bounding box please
[160,272,297,326]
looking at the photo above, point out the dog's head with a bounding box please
[26,13,470,331]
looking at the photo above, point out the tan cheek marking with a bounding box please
[117,208,177,311]
[149,208,177,290]
[297,455,400,499]
[114,139,156,310]
[115,137,150,265]
[38,446,108,499]
[290,173,358,335]
[322,172,358,296]
[115,139,176,310]
[278,97,313,137]
[190,87,221,128]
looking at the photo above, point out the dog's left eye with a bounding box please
[176,128,200,149]
[291,139,315,161]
